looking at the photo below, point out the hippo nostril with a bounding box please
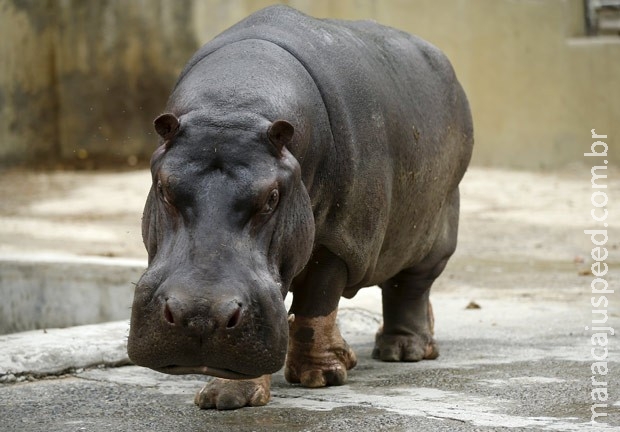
[226,304,242,329]
[163,301,175,325]
[161,295,242,330]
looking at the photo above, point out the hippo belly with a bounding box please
[127,5,473,410]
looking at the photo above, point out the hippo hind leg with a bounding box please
[373,264,442,361]
[373,188,460,362]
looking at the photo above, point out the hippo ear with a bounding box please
[268,120,294,154]
[153,113,180,142]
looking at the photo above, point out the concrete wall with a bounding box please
[0,255,144,334]
[1,0,618,169]
[0,0,198,168]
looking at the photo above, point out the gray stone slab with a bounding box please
[0,320,130,378]
[0,254,145,334]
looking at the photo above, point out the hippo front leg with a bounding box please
[285,311,357,387]
[194,375,271,410]
[285,248,357,387]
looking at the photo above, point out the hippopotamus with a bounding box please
[127,5,473,410]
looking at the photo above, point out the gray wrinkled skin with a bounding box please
[128,5,473,409]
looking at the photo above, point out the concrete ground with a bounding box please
[0,165,618,431]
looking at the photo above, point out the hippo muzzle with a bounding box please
[128,264,290,379]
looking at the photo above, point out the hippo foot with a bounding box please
[285,311,357,387]
[372,329,438,362]
[194,375,271,410]
[285,343,357,387]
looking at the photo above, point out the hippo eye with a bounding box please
[157,179,171,204]
[261,189,279,214]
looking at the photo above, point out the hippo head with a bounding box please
[127,111,315,379]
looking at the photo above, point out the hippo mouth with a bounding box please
[154,365,262,380]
